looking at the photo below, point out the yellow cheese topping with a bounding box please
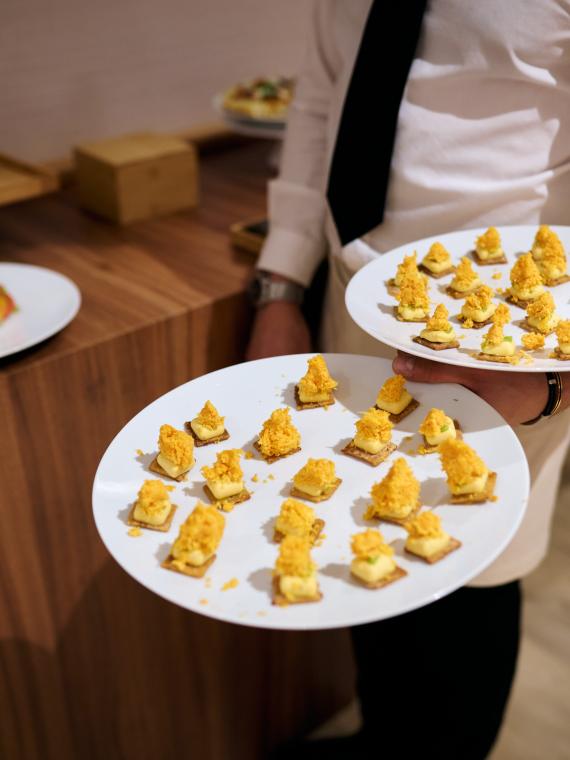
[367,458,420,518]
[274,535,315,578]
[355,407,393,444]
[521,333,545,350]
[405,511,445,540]
[351,529,394,560]
[158,424,194,468]
[396,274,430,310]
[510,252,544,297]
[421,303,457,343]
[257,408,301,457]
[476,226,501,254]
[538,237,567,280]
[133,479,174,525]
[394,251,420,285]
[450,257,480,291]
[298,354,338,401]
[439,439,488,494]
[276,498,316,539]
[419,408,455,441]
[171,503,225,568]
[293,458,336,495]
[492,302,511,326]
[191,400,225,440]
[201,449,243,484]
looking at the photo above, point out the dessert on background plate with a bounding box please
[127,479,177,532]
[342,406,396,466]
[0,285,16,324]
[419,242,455,278]
[531,224,560,262]
[476,323,519,365]
[364,458,421,525]
[439,438,496,504]
[149,424,195,481]
[413,303,460,350]
[295,354,338,409]
[522,292,560,335]
[185,400,229,446]
[404,511,461,564]
[375,374,419,422]
[273,498,324,545]
[506,252,545,307]
[350,529,407,589]
[255,408,301,462]
[531,226,570,286]
[552,320,570,360]
[473,226,507,265]
[272,535,322,606]
[201,449,250,508]
[459,285,497,329]
[162,503,225,578]
[290,458,341,502]
[394,273,430,322]
[418,408,461,454]
[446,257,482,298]
[222,76,294,120]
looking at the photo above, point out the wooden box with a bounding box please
[74,132,199,224]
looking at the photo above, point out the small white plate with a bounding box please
[92,354,529,631]
[0,263,81,359]
[346,225,570,372]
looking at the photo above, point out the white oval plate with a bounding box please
[93,354,528,631]
[0,263,81,359]
[346,225,570,372]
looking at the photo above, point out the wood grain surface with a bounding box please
[0,141,354,760]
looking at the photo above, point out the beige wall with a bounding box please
[1,0,308,162]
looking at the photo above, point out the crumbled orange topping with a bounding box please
[462,318,474,329]
[521,333,545,350]
[294,458,336,490]
[405,510,444,540]
[476,226,501,252]
[201,449,243,484]
[439,440,487,488]
[274,535,315,577]
[426,303,451,332]
[221,578,239,591]
[257,408,301,457]
[425,242,451,263]
[492,272,502,280]
[172,503,225,557]
[483,323,505,347]
[136,479,173,513]
[464,285,494,312]
[492,302,511,326]
[378,374,406,404]
[351,529,394,560]
[526,292,556,321]
[396,252,419,280]
[298,355,338,397]
[276,499,315,536]
[194,400,224,430]
[555,320,570,344]
[419,408,451,439]
[533,224,557,248]
[539,239,567,279]
[355,407,393,443]
[510,253,542,288]
[397,275,429,309]
[128,527,142,537]
[158,424,194,467]
[452,257,479,289]
[370,458,420,513]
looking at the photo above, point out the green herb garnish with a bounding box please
[366,555,379,565]
[504,336,513,342]
[440,425,449,433]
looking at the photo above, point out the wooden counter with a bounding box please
[0,141,354,760]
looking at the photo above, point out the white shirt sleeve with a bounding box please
[256,0,340,287]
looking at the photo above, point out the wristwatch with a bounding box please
[522,371,564,425]
[248,269,305,308]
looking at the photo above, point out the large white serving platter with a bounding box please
[92,354,529,631]
[0,263,81,359]
[346,225,570,372]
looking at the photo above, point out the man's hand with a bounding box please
[392,351,549,427]
[246,301,311,361]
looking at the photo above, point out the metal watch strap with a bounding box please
[249,270,304,308]
[522,371,563,425]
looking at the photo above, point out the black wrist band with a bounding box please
[522,371,563,425]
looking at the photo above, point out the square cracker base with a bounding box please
[341,440,396,467]
[451,471,497,504]
[274,518,325,545]
[253,440,301,464]
[413,336,460,351]
[352,564,407,589]
[394,306,428,323]
[475,352,520,365]
[552,348,570,361]
[203,484,251,508]
[127,503,177,532]
[520,318,555,336]
[419,263,455,279]
[472,250,508,266]
[376,398,419,424]
[294,386,335,410]
[290,478,342,503]
[505,293,536,310]
[367,502,421,526]
[161,553,216,578]
[185,423,230,447]
[446,285,480,299]
[459,315,494,329]
[405,537,462,564]
[272,576,322,607]
[544,273,570,287]
[149,456,189,482]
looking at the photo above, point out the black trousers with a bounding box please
[351,581,521,760]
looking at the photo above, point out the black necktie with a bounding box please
[326,0,428,246]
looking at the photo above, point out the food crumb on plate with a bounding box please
[136,449,144,456]
[492,272,502,280]
[199,598,208,605]
[127,527,142,538]
[251,474,259,483]
[221,578,239,591]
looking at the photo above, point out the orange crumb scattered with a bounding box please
[221,578,239,591]
[127,527,142,538]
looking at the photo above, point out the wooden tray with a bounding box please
[0,154,59,207]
